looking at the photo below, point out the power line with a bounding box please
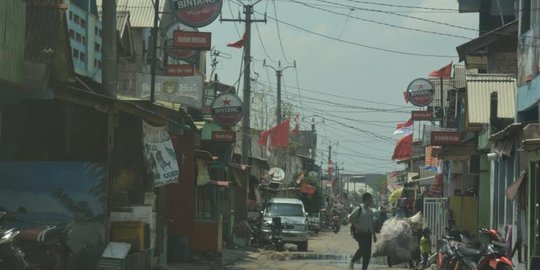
[272,0,292,64]
[289,0,474,40]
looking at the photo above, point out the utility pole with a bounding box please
[263,60,296,124]
[102,0,117,97]
[311,118,316,170]
[150,0,160,102]
[221,1,266,212]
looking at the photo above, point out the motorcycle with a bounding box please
[16,224,71,270]
[332,214,340,234]
[268,216,284,251]
[437,228,470,270]
[0,212,27,270]
[451,228,513,270]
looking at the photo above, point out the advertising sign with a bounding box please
[163,23,198,61]
[142,121,180,187]
[118,71,203,109]
[170,0,223,28]
[431,131,462,145]
[173,31,211,50]
[211,93,243,126]
[411,110,433,121]
[406,78,435,107]
[211,130,236,142]
[165,64,195,76]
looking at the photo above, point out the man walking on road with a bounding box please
[347,192,377,270]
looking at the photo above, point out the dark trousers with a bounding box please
[351,232,372,270]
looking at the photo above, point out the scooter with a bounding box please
[0,212,27,270]
[451,228,513,270]
[437,228,470,270]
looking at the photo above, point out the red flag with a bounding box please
[403,91,410,103]
[258,119,290,148]
[429,62,452,78]
[227,32,246,48]
[394,119,413,135]
[392,133,413,160]
[300,182,317,195]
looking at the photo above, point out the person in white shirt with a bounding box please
[346,192,377,270]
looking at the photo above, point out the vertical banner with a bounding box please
[142,121,180,187]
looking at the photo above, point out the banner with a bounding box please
[142,121,180,187]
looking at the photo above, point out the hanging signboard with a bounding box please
[211,93,243,126]
[431,131,462,145]
[406,78,435,107]
[163,23,198,61]
[170,0,223,28]
[118,71,203,109]
[211,130,236,142]
[142,121,180,187]
[411,110,433,121]
[173,31,212,50]
[165,64,195,76]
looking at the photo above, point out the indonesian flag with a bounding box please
[227,32,247,48]
[300,181,317,195]
[258,119,290,148]
[392,133,413,160]
[394,119,413,135]
[428,62,452,79]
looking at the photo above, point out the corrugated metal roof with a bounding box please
[116,10,129,35]
[466,74,516,125]
[96,0,165,28]
[25,3,66,63]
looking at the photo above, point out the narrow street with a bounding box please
[223,224,410,270]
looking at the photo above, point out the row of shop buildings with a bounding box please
[0,0,317,268]
[392,1,540,269]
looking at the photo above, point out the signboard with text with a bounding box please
[211,130,236,142]
[431,131,462,145]
[165,64,195,76]
[406,78,435,107]
[211,93,243,126]
[163,23,198,61]
[173,31,211,50]
[411,110,433,121]
[170,0,223,28]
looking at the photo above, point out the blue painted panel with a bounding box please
[517,77,540,112]
[0,161,106,268]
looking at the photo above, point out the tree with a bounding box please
[288,171,323,213]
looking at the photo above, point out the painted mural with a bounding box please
[0,161,106,269]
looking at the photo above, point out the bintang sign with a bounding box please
[211,93,243,126]
[170,0,223,28]
[406,78,435,107]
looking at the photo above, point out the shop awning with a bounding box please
[410,175,435,186]
[489,123,524,141]
[466,74,516,125]
[505,171,526,201]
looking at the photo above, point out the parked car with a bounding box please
[307,212,320,233]
[259,198,309,251]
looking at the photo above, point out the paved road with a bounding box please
[224,224,412,270]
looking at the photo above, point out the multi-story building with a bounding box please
[66,0,102,83]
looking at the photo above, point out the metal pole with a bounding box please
[102,0,117,97]
[276,67,282,124]
[150,0,160,102]
[241,5,253,208]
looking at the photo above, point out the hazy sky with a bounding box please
[200,0,478,174]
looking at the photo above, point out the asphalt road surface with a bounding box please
[224,224,413,270]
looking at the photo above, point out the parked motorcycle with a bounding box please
[437,228,470,270]
[17,224,71,270]
[451,228,513,270]
[0,212,27,270]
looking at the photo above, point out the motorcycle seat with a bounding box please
[457,246,480,257]
[18,225,66,243]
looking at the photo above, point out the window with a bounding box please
[81,19,86,28]
[69,11,73,21]
[80,52,86,62]
[521,0,531,34]
[74,14,80,25]
[82,36,87,45]
[73,49,79,59]
[75,33,81,43]
[98,60,102,69]
[94,59,98,68]
[95,43,100,52]
[69,29,75,39]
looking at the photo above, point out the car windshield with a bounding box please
[266,203,304,216]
